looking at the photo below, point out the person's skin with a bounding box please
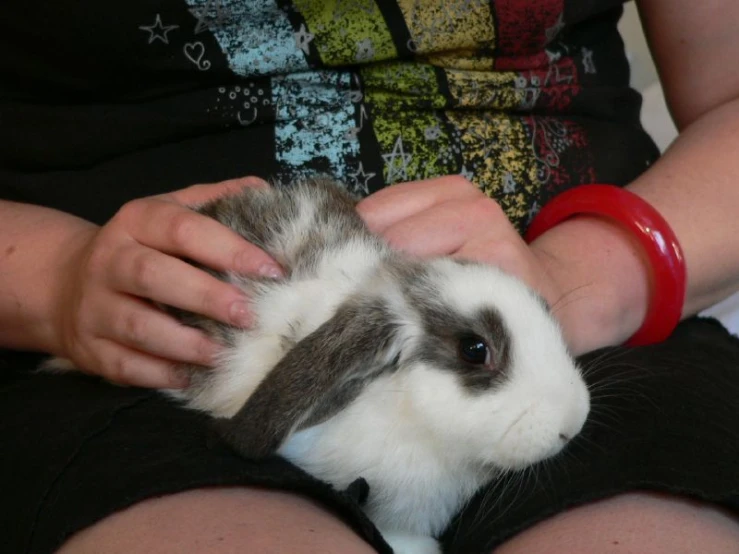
[0,177,284,388]
[56,489,739,554]
[2,0,738,551]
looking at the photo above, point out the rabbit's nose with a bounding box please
[558,433,571,442]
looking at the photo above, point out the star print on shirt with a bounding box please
[294,24,314,55]
[139,14,179,45]
[382,135,412,183]
[189,0,232,34]
[348,162,376,196]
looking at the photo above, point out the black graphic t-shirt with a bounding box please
[0,0,659,231]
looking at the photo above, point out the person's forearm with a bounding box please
[629,96,739,313]
[531,97,739,353]
[0,200,97,353]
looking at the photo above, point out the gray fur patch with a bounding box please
[214,296,401,459]
[196,176,371,275]
[394,261,512,392]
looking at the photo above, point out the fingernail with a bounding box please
[229,300,253,327]
[258,263,284,279]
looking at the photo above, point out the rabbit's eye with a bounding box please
[457,335,491,366]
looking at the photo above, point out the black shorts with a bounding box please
[3,317,738,554]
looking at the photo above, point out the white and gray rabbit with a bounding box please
[46,178,590,554]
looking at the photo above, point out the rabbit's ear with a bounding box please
[213,297,402,459]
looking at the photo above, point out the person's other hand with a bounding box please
[51,177,283,389]
[357,176,644,354]
[357,175,549,286]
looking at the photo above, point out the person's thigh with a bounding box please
[58,489,739,554]
[57,487,377,554]
[495,492,739,554]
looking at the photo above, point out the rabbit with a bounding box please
[44,177,591,554]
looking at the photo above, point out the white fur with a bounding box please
[39,357,77,373]
[379,532,443,554]
[275,262,589,553]
[278,299,588,549]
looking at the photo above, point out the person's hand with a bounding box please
[357,175,560,298]
[357,176,649,354]
[50,177,283,389]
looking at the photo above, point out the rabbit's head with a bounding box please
[386,257,590,470]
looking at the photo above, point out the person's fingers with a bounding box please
[117,199,283,278]
[164,177,270,206]
[381,203,472,256]
[381,196,510,257]
[93,339,192,389]
[108,243,254,327]
[357,176,481,233]
[453,236,530,276]
[93,296,223,368]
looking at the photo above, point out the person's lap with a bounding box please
[57,487,739,554]
[4,317,739,554]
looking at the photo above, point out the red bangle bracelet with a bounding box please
[525,184,686,347]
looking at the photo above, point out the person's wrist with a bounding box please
[43,224,99,356]
[0,203,99,355]
[529,215,651,355]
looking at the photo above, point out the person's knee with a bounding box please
[57,487,377,554]
[493,492,739,554]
